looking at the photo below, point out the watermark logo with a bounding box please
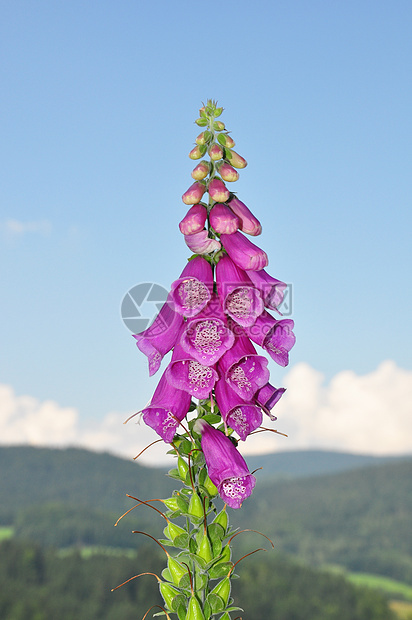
[121,282,293,334]
[121,283,169,334]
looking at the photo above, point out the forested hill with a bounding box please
[1,446,412,584]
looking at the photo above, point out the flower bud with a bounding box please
[210,204,239,234]
[179,204,208,235]
[203,474,218,497]
[211,578,231,606]
[213,508,228,530]
[217,134,235,149]
[196,131,212,145]
[227,196,262,235]
[186,595,205,620]
[225,149,247,169]
[195,117,208,127]
[213,121,225,131]
[191,161,210,180]
[189,145,207,159]
[198,533,213,563]
[208,144,224,161]
[185,230,221,254]
[214,106,223,117]
[208,179,230,203]
[188,492,204,518]
[159,581,180,609]
[217,161,239,182]
[177,456,189,479]
[182,182,206,205]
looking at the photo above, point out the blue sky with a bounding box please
[1,1,411,462]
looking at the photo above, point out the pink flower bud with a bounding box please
[191,160,210,180]
[227,197,262,236]
[182,182,206,205]
[185,230,221,254]
[189,145,206,160]
[208,144,224,161]
[196,131,212,145]
[210,204,239,234]
[208,178,230,203]
[179,204,208,235]
[226,149,247,169]
[217,134,236,149]
[220,231,268,271]
[217,162,239,182]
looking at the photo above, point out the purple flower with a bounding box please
[133,295,184,377]
[220,231,268,271]
[244,312,295,367]
[142,371,191,443]
[170,256,214,317]
[184,230,221,254]
[209,203,239,234]
[216,255,264,328]
[218,330,269,401]
[194,419,256,509]
[255,383,286,420]
[180,293,235,366]
[214,376,263,440]
[179,204,208,235]
[165,341,218,399]
[227,197,262,236]
[245,269,286,312]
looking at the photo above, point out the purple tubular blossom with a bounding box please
[170,256,214,317]
[184,230,221,254]
[181,293,235,366]
[214,377,263,440]
[216,255,264,328]
[165,341,218,399]
[245,269,287,312]
[209,203,240,234]
[142,371,191,443]
[194,419,256,509]
[218,331,270,401]
[244,312,295,367]
[179,204,208,235]
[220,231,268,271]
[133,295,184,376]
[255,383,286,420]
[227,197,262,236]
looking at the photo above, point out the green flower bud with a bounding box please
[162,497,179,511]
[214,107,223,117]
[186,595,205,620]
[198,533,213,563]
[159,581,181,609]
[196,117,208,127]
[164,522,187,540]
[177,457,189,479]
[188,492,204,518]
[195,130,213,145]
[168,555,187,585]
[211,578,231,606]
[225,148,247,168]
[203,475,218,497]
[213,121,225,131]
[213,508,228,530]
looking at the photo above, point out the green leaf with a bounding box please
[208,562,233,579]
[217,134,227,146]
[202,413,222,424]
[208,523,225,543]
[171,594,187,612]
[174,533,190,549]
[161,568,173,582]
[206,593,225,614]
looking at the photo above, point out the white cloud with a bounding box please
[243,360,412,457]
[1,360,411,466]
[1,219,52,237]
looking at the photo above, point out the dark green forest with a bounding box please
[1,446,411,619]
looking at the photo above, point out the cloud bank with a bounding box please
[1,360,411,465]
[1,219,52,237]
